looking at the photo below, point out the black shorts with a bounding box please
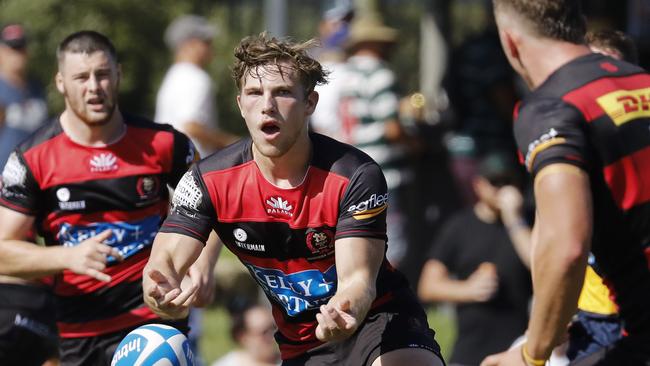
[0,283,59,366]
[59,318,189,366]
[282,292,445,366]
[569,332,650,366]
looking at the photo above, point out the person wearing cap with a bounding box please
[156,14,237,158]
[310,2,354,141]
[0,23,49,169]
[418,151,532,366]
[0,23,59,366]
[338,15,417,269]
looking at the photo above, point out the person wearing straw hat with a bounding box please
[338,15,416,269]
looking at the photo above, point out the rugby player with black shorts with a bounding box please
[482,1,650,365]
[0,31,217,366]
[143,33,445,366]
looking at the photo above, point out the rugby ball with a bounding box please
[111,323,195,366]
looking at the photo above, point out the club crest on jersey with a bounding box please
[266,196,294,218]
[136,175,160,201]
[89,152,118,173]
[305,228,334,260]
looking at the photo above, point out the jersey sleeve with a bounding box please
[0,151,40,215]
[335,162,388,241]
[159,165,215,243]
[514,98,589,177]
[169,129,199,188]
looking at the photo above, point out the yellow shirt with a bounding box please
[577,265,618,315]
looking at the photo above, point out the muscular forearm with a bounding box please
[147,234,203,279]
[526,235,587,359]
[0,240,69,278]
[334,274,376,320]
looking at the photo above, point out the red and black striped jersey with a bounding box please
[0,114,195,338]
[160,133,410,359]
[514,53,650,335]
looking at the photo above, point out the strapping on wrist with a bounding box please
[521,343,546,366]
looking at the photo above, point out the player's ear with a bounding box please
[305,90,319,116]
[55,72,65,94]
[236,94,244,118]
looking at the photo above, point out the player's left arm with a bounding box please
[315,236,384,342]
[525,164,592,359]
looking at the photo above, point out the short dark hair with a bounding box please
[493,0,586,44]
[586,29,639,64]
[232,32,328,94]
[57,30,117,66]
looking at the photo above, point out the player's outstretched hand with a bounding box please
[480,344,526,366]
[188,262,215,307]
[143,268,196,320]
[67,229,122,282]
[315,299,359,342]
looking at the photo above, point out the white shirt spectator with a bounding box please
[155,62,218,157]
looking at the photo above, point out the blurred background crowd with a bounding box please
[0,0,647,365]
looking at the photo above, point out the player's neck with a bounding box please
[524,39,591,89]
[253,131,312,189]
[60,108,126,147]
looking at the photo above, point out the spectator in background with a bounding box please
[339,15,417,267]
[0,23,49,169]
[310,2,354,141]
[156,14,237,158]
[418,152,532,366]
[443,18,519,206]
[211,304,280,366]
[0,22,59,366]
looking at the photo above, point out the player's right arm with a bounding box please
[142,232,203,319]
[143,166,218,318]
[0,206,121,281]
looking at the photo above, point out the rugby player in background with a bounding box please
[482,1,650,365]
[0,30,217,365]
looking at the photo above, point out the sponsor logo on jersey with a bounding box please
[55,187,86,210]
[233,228,247,241]
[172,171,202,214]
[305,228,334,260]
[244,263,337,316]
[1,153,28,199]
[524,127,567,171]
[233,228,265,252]
[136,175,160,201]
[597,87,650,126]
[89,152,118,173]
[266,196,294,218]
[347,193,388,220]
[57,216,160,264]
[2,152,26,188]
